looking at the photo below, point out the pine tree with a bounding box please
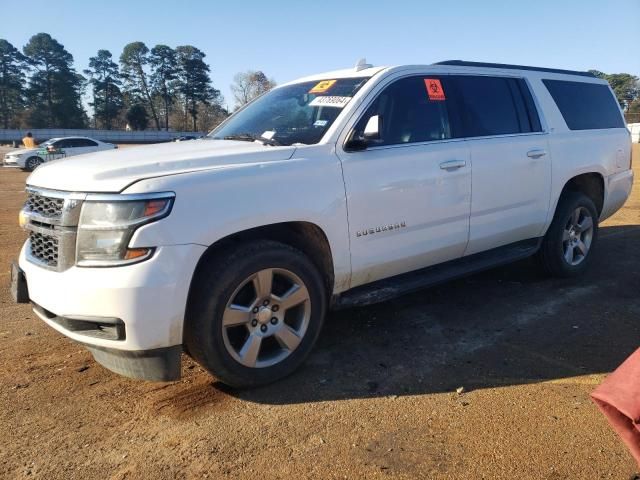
[85,50,123,130]
[120,42,160,130]
[149,45,178,131]
[175,45,219,131]
[0,39,27,129]
[23,33,86,128]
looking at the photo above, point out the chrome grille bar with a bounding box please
[23,187,86,272]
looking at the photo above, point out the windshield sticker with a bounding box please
[424,78,446,101]
[261,130,276,140]
[309,96,351,108]
[313,120,329,127]
[309,80,337,94]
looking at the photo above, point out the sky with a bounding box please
[2,0,639,111]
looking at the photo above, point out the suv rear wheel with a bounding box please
[184,240,327,387]
[538,191,599,277]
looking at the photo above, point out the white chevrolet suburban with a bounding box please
[11,60,633,387]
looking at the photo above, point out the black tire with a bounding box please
[184,240,327,388]
[538,191,599,277]
[24,156,43,172]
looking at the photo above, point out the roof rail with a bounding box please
[433,60,595,78]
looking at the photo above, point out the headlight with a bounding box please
[76,192,174,267]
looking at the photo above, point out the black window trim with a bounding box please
[340,72,548,154]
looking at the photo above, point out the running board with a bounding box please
[334,238,542,309]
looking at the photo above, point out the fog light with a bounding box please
[18,210,27,229]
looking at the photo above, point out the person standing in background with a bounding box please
[22,132,37,148]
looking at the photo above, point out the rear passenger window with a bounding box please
[54,139,73,149]
[74,139,98,147]
[351,76,454,147]
[453,76,539,137]
[542,79,624,130]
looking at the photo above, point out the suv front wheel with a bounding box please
[538,191,599,277]
[185,240,327,388]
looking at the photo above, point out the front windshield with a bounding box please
[210,77,369,146]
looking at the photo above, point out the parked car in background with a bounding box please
[173,135,199,142]
[3,136,117,171]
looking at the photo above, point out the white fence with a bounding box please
[628,123,640,143]
[0,129,207,145]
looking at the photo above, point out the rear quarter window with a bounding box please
[542,79,624,130]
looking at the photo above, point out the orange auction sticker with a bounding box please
[424,78,445,101]
[309,80,337,94]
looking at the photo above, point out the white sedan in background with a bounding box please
[3,137,117,171]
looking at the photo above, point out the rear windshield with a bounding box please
[542,79,624,130]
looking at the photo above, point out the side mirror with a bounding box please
[363,115,381,139]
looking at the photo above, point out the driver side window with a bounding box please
[351,76,453,147]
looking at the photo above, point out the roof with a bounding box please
[433,60,595,78]
[281,60,598,89]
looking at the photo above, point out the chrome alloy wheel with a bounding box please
[221,268,311,368]
[562,207,594,266]
[26,157,43,171]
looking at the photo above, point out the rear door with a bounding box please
[72,138,100,155]
[337,74,472,287]
[451,75,551,255]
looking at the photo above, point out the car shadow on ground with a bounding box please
[206,225,640,405]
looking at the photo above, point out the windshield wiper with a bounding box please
[223,133,281,146]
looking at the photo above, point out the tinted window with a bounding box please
[542,79,624,130]
[53,139,73,148]
[351,76,454,147]
[453,76,529,137]
[73,138,98,147]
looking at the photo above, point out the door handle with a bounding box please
[439,160,466,170]
[527,149,547,159]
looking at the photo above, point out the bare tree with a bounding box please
[231,70,276,108]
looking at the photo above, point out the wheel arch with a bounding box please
[558,172,604,216]
[23,155,45,170]
[187,221,336,308]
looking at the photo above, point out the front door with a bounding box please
[337,75,472,288]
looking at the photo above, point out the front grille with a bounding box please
[23,188,82,271]
[25,191,64,219]
[29,231,59,268]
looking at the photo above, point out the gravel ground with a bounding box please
[0,146,639,479]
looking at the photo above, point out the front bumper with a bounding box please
[18,242,206,380]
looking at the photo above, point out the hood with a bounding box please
[5,147,37,157]
[26,139,297,192]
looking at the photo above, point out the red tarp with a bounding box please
[592,348,640,466]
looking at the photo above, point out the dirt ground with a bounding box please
[0,146,639,479]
